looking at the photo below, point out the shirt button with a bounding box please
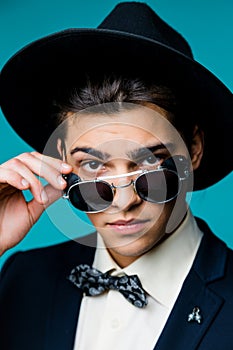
[111,318,120,329]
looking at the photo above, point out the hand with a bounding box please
[0,152,72,255]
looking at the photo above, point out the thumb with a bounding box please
[27,184,62,224]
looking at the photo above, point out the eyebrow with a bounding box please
[127,143,174,161]
[70,147,111,160]
[70,143,174,161]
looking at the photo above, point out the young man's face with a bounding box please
[62,104,196,267]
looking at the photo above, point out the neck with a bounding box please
[107,248,140,268]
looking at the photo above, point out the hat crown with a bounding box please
[98,2,194,59]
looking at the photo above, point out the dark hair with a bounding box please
[52,74,197,149]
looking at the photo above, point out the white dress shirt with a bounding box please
[73,210,203,350]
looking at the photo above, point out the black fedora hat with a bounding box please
[0,1,232,190]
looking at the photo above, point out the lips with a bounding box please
[107,218,150,234]
[109,219,136,225]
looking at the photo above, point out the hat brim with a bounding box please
[0,28,232,190]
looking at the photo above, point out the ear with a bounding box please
[57,138,66,161]
[190,125,204,170]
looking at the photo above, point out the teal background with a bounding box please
[0,0,232,269]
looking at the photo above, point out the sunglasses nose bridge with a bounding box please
[110,178,136,202]
[111,179,134,190]
[110,178,142,211]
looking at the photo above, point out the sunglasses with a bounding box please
[62,155,190,213]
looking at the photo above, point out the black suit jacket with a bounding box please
[0,218,233,350]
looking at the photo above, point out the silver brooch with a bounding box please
[188,307,202,324]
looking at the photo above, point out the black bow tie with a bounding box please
[68,264,148,308]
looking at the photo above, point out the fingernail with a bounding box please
[57,175,66,186]
[61,163,71,169]
[41,190,48,204]
[21,179,29,187]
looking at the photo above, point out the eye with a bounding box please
[144,155,159,164]
[80,159,105,175]
[140,154,163,167]
[86,160,102,170]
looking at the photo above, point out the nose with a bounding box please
[110,178,142,211]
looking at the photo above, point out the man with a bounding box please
[0,2,233,350]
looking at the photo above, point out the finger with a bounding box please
[14,152,71,190]
[1,159,46,203]
[27,184,62,221]
[41,183,62,208]
[26,151,72,174]
[0,167,30,191]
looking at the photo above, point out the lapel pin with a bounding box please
[188,307,202,324]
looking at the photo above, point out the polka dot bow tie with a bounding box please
[68,264,148,308]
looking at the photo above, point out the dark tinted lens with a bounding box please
[135,169,180,203]
[68,181,113,212]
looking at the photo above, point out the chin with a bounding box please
[111,235,161,258]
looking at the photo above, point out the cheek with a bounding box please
[87,213,105,228]
[142,200,176,220]
[146,202,174,227]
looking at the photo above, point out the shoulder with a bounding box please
[195,216,233,259]
[194,216,233,288]
[0,232,97,281]
[195,216,231,247]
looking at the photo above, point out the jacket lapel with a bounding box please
[154,220,228,350]
[42,222,228,350]
[44,235,97,350]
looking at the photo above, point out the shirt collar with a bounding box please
[93,210,203,307]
